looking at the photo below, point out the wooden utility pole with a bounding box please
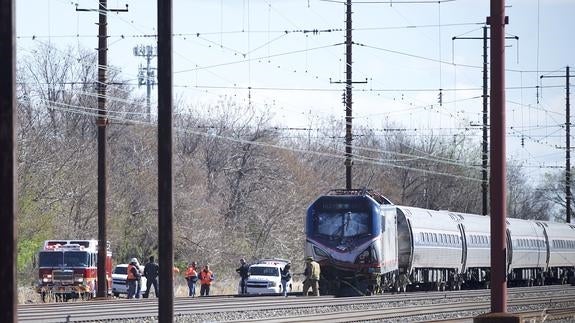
[0,0,17,321]
[76,0,128,298]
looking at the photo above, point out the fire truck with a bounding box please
[36,239,112,302]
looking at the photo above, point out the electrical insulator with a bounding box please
[438,90,443,106]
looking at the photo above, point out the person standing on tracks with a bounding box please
[302,256,320,296]
[236,258,250,295]
[185,262,199,297]
[143,256,159,298]
[127,258,142,299]
[281,263,292,297]
[199,264,215,296]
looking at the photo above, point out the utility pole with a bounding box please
[330,0,367,190]
[452,28,517,216]
[76,0,128,298]
[133,45,157,122]
[0,0,17,321]
[157,0,174,321]
[541,66,574,223]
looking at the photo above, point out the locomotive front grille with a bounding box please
[52,270,74,284]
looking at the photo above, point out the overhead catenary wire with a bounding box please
[36,99,484,182]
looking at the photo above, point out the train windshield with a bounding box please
[314,211,371,239]
[38,251,90,267]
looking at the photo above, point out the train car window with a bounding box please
[433,233,437,244]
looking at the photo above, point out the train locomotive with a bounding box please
[305,189,575,295]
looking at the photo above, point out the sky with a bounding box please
[15,0,575,185]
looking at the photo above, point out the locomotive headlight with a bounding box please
[313,246,329,258]
[355,246,376,264]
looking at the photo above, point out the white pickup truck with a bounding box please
[241,258,292,295]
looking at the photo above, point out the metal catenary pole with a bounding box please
[345,0,353,190]
[157,0,174,321]
[540,66,574,224]
[452,27,517,216]
[488,0,508,314]
[0,0,18,321]
[134,45,157,123]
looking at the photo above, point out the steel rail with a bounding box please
[18,286,575,322]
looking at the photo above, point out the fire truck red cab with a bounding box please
[36,239,112,302]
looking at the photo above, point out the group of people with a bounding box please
[126,256,160,299]
[235,256,319,297]
[184,262,215,297]
[126,255,321,299]
[126,256,215,299]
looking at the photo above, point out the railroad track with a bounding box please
[18,285,575,322]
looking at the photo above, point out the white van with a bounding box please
[241,258,292,295]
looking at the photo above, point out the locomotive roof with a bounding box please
[325,189,393,205]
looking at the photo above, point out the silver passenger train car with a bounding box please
[305,189,575,295]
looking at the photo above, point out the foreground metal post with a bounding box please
[157,0,174,321]
[475,1,519,321]
[489,0,508,315]
[0,0,17,321]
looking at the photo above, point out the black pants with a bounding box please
[200,284,210,296]
[143,277,159,298]
[240,278,248,294]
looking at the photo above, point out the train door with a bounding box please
[538,222,550,269]
[457,223,467,272]
[506,228,512,275]
[380,206,399,274]
[396,208,413,272]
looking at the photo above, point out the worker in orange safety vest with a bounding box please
[127,258,142,299]
[185,262,198,297]
[199,264,215,296]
